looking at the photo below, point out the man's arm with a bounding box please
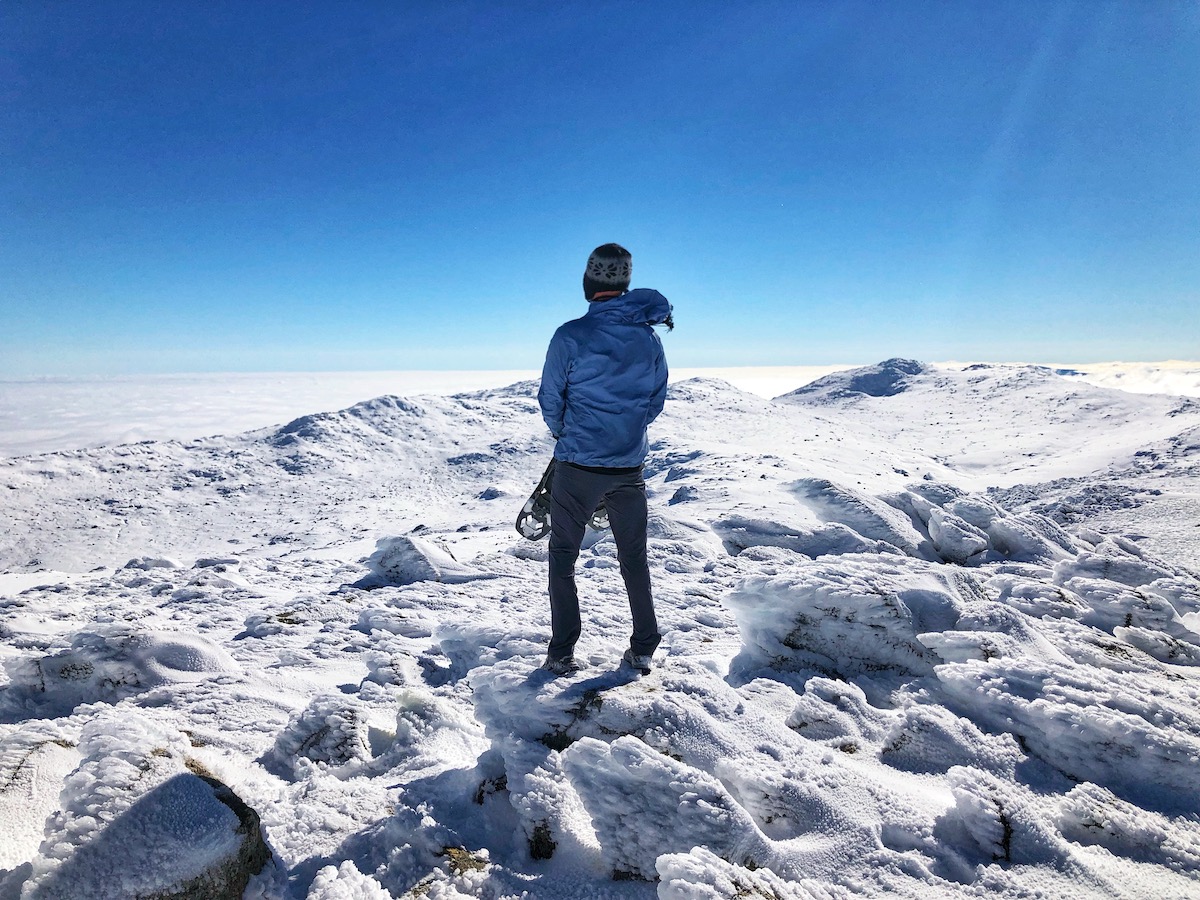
[538,328,571,438]
[647,333,668,424]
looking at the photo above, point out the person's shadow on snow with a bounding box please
[524,664,640,694]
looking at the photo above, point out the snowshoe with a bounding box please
[516,460,556,540]
[516,459,612,541]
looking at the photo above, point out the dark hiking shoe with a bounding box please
[622,649,654,675]
[541,655,580,677]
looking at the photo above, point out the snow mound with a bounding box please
[714,479,1079,568]
[934,765,1069,869]
[263,695,375,779]
[879,701,1023,777]
[1056,782,1200,871]
[779,358,929,401]
[122,556,182,570]
[307,861,392,899]
[1051,539,1200,656]
[358,536,495,587]
[466,659,608,866]
[710,515,896,558]
[935,643,1200,816]
[792,478,931,557]
[0,627,240,720]
[787,677,1022,778]
[0,720,80,876]
[563,735,772,880]
[726,553,969,678]
[656,847,833,900]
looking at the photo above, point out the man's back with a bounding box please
[539,288,671,468]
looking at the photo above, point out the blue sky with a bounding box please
[2,2,1197,376]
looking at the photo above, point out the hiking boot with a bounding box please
[541,654,580,677]
[622,649,654,675]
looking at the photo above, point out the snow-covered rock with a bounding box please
[19,713,269,900]
[563,735,772,880]
[263,695,375,779]
[358,536,496,587]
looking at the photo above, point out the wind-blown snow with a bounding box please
[2,360,1199,899]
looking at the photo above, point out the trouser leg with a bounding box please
[547,464,606,659]
[605,473,661,657]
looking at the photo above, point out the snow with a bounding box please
[1,360,1200,899]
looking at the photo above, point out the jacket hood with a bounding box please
[586,288,672,327]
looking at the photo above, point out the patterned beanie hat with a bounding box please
[583,243,632,299]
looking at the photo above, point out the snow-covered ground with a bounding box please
[2,359,1199,899]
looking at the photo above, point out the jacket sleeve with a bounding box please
[647,333,668,425]
[538,328,571,438]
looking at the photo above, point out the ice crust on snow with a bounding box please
[2,361,1200,899]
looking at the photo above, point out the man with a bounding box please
[537,243,673,676]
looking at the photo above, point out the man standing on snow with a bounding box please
[537,243,673,677]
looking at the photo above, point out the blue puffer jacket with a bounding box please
[538,288,671,468]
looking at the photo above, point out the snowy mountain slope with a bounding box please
[7,363,1198,574]
[779,359,1200,491]
[991,420,1200,569]
[0,366,853,459]
[0,388,551,573]
[0,371,543,459]
[2,364,1200,899]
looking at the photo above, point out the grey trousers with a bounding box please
[547,462,661,660]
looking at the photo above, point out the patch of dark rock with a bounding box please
[529,821,556,860]
[612,869,652,882]
[669,485,699,505]
[473,773,507,805]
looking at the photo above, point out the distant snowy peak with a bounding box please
[777,358,930,401]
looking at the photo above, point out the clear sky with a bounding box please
[2,1,1197,377]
